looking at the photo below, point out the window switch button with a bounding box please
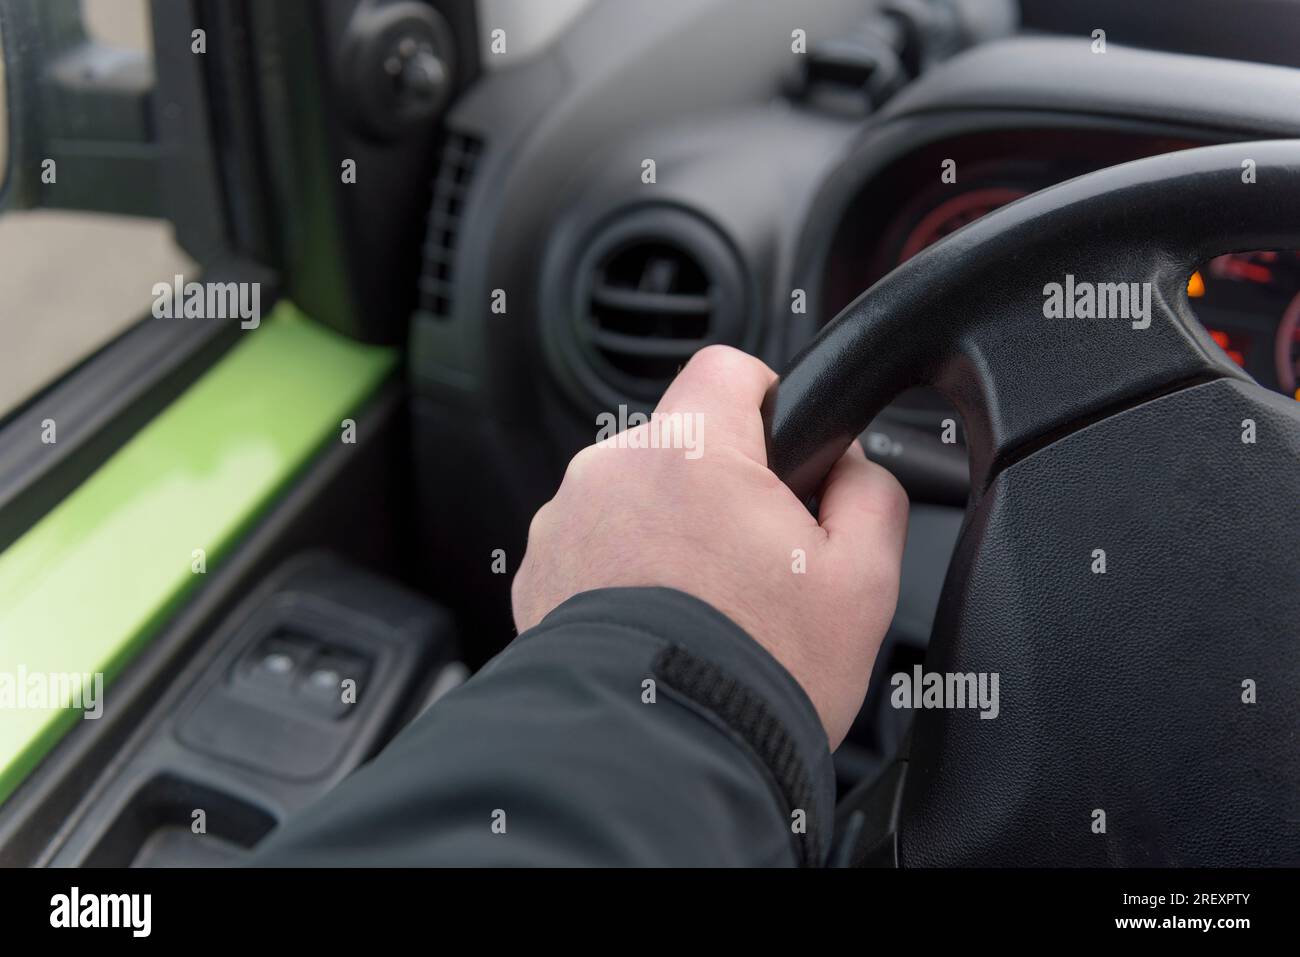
[238,634,313,693]
[295,653,370,719]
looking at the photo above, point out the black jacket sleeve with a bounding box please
[252,587,836,866]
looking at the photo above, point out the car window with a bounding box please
[0,0,193,422]
[0,16,7,184]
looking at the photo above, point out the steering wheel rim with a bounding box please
[763,141,1300,865]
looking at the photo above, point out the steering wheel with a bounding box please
[762,140,1300,866]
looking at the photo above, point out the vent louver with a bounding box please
[418,132,483,319]
[565,208,748,405]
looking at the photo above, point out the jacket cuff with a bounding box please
[530,586,837,864]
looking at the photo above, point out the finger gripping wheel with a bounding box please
[763,141,1300,865]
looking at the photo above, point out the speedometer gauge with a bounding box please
[1277,291,1300,399]
[898,187,1028,262]
[880,180,1300,400]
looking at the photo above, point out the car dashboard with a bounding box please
[400,3,1300,787]
[822,128,1300,400]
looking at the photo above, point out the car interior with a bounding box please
[0,0,1296,868]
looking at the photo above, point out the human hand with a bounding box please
[511,345,909,748]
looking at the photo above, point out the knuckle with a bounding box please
[562,443,606,484]
[855,459,909,528]
[876,466,910,524]
[510,560,526,603]
[526,501,555,544]
[684,343,754,381]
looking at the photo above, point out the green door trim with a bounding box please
[0,304,396,804]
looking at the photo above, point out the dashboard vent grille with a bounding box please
[564,209,748,405]
[585,240,714,382]
[418,132,484,319]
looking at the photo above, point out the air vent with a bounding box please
[559,208,749,406]
[418,132,483,319]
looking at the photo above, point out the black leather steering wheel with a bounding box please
[762,140,1300,866]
